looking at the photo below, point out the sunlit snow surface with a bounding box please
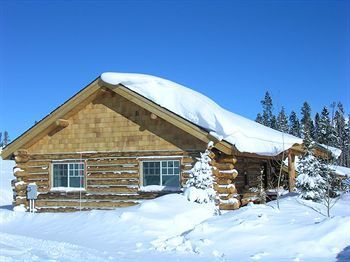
[101,72,303,156]
[1,159,350,261]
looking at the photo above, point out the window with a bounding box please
[142,160,180,187]
[52,163,85,188]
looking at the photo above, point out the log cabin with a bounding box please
[1,73,331,212]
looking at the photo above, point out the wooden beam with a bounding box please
[14,149,29,163]
[150,113,157,120]
[55,119,69,128]
[288,150,296,192]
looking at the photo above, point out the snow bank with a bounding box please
[0,158,15,206]
[156,194,350,261]
[0,194,215,261]
[101,73,302,156]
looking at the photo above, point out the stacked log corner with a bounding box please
[209,151,240,210]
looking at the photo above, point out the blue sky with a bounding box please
[0,0,349,140]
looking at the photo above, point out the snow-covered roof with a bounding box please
[331,165,350,178]
[101,72,303,156]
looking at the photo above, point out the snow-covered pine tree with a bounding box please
[344,115,350,167]
[257,166,267,204]
[261,91,274,128]
[184,142,216,204]
[277,107,289,133]
[296,132,326,202]
[289,111,301,137]
[301,102,314,138]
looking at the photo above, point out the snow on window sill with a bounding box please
[139,185,182,192]
[50,187,86,192]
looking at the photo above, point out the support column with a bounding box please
[288,150,296,192]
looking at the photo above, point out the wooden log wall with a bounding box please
[12,150,199,212]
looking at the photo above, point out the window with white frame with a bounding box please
[142,160,180,187]
[52,163,85,188]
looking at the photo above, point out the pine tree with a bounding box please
[184,142,216,204]
[343,115,350,167]
[3,131,10,146]
[270,115,277,130]
[296,132,326,202]
[289,111,301,137]
[333,103,347,165]
[277,107,289,133]
[319,106,337,146]
[261,91,274,127]
[314,113,321,143]
[255,113,263,124]
[300,102,314,138]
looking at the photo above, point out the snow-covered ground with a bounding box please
[1,158,349,261]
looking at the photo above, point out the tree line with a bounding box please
[255,92,350,167]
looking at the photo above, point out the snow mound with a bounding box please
[0,158,15,206]
[101,72,303,156]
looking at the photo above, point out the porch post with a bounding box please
[288,150,296,192]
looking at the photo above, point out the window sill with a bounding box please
[50,187,86,192]
[139,185,182,193]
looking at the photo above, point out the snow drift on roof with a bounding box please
[331,165,350,178]
[101,72,302,156]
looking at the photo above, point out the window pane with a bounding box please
[174,161,179,168]
[168,168,173,175]
[168,161,174,168]
[53,164,68,187]
[144,175,160,186]
[174,167,180,174]
[70,177,84,188]
[162,175,180,187]
[162,168,167,174]
[162,162,167,167]
[143,162,161,186]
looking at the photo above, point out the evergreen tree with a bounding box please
[296,132,326,201]
[261,91,274,127]
[314,113,321,143]
[319,106,337,146]
[3,131,10,146]
[270,115,277,130]
[255,113,263,124]
[184,142,216,204]
[301,102,314,138]
[343,115,350,167]
[333,103,347,165]
[277,107,289,133]
[289,111,301,137]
